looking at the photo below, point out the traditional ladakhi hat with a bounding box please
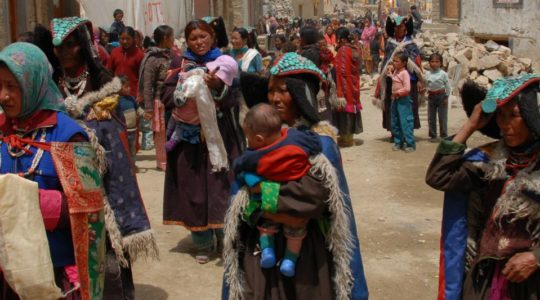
[461,74,540,139]
[385,13,414,38]
[241,52,326,125]
[460,80,501,139]
[270,52,326,123]
[50,17,92,47]
[482,73,540,137]
[202,16,229,48]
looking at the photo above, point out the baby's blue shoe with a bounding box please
[279,259,296,277]
[260,248,276,268]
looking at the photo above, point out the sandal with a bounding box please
[195,247,211,264]
[195,253,210,264]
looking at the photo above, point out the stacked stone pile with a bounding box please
[269,0,295,19]
[416,31,534,88]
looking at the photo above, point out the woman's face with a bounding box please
[364,19,370,27]
[274,38,284,51]
[230,32,246,50]
[53,33,83,71]
[496,100,534,147]
[326,26,333,35]
[268,76,298,126]
[120,32,134,49]
[100,31,109,45]
[187,28,214,56]
[0,65,22,118]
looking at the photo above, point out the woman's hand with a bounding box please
[502,252,539,283]
[386,64,394,75]
[204,67,224,90]
[452,103,493,144]
[262,212,309,228]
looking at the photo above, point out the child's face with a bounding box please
[429,57,441,70]
[120,83,131,96]
[392,56,406,70]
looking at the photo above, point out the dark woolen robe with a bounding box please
[161,56,245,231]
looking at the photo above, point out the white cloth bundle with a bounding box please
[0,174,62,300]
[176,69,229,172]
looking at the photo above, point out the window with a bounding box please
[493,0,523,8]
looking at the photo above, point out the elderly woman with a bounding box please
[161,19,244,264]
[0,43,105,300]
[222,53,369,300]
[426,74,540,299]
[50,17,157,299]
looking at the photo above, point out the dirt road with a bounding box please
[131,89,490,299]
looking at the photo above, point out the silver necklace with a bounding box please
[62,70,89,101]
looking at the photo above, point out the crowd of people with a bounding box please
[0,3,539,300]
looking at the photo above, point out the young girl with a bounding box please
[425,53,451,142]
[388,51,415,152]
[118,76,143,168]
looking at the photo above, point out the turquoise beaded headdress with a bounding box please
[51,17,91,47]
[270,52,326,81]
[482,74,540,113]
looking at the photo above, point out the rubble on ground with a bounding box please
[415,31,535,89]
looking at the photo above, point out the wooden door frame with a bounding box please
[439,0,461,22]
[8,0,17,43]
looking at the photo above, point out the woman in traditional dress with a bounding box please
[228,27,264,74]
[138,25,175,171]
[50,17,158,299]
[0,42,105,300]
[161,19,244,264]
[324,24,337,50]
[222,52,369,300]
[360,18,376,75]
[374,14,423,134]
[333,27,363,147]
[426,74,540,299]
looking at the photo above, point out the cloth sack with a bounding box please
[176,68,229,172]
[0,174,62,300]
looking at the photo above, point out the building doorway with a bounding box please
[442,0,459,19]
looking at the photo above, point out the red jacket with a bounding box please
[107,45,144,97]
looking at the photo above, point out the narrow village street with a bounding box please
[132,86,492,299]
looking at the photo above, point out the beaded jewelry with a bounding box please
[0,128,47,178]
[61,70,89,103]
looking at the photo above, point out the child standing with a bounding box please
[388,51,415,152]
[118,76,143,168]
[233,103,322,277]
[425,53,451,142]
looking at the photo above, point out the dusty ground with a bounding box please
[131,86,493,300]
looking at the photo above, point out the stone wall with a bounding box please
[431,0,440,20]
[460,0,540,60]
[269,0,295,18]
[0,0,9,48]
